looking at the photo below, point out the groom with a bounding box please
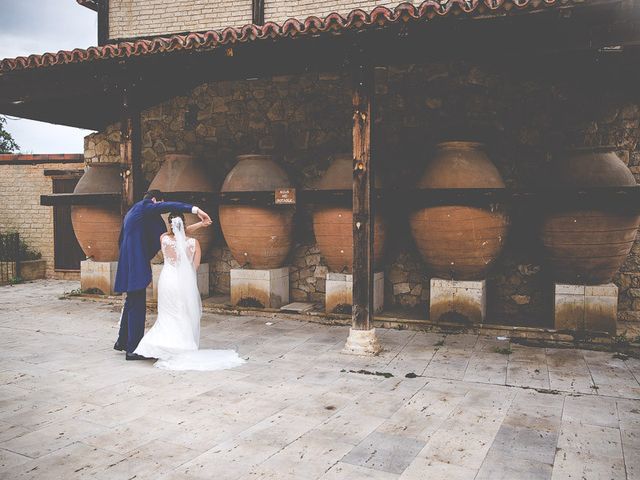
[113,189,212,360]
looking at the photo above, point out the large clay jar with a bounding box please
[71,163,122,262]
[313,153,386,273]
[149,154,216,259]
[219,155,294,269]
[541,148,640,284]
[409,142,509,280]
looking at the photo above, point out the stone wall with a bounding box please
[0,155,85,280]
[84,124,121,164]
[109,0,252,39]
[85,62,640,326]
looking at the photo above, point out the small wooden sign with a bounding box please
[275,188,296,205]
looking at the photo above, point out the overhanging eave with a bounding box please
[1,1,639,130]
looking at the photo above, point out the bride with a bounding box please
[134,212,245,371]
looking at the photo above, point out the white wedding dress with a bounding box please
[134,217,245,371]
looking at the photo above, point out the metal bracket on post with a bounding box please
[119,82,142,216]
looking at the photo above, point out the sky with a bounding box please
[0,1,97,153]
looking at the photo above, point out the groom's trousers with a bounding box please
[117,289,146,353]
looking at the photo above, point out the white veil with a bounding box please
[170,216,201,347]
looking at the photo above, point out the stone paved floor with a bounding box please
[1,280,640,480]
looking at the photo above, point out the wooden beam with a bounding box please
[40,192,121,206]
[98,0,110,45]
[120,85,143,213]
[351,60,375,332]
[39,187,640,209]
[5,8,640,130]
[43,169,84,177]
[175,187,640,209]
[252,0,265,26]
[0,158,84,166]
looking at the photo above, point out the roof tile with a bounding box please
[2,0,568,74]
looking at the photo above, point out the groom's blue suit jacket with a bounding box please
[114,199,194,293]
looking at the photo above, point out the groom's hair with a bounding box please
[143,189,165,201]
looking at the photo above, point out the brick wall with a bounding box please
[109,0,252,39]
[264,0,408,25]
[0,155,84,280]
[85,63,640,327]
[106,0,422,40]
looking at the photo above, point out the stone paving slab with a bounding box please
[0,280,639,479]
[341,431,426,474]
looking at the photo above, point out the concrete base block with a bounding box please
[430,278,486,324]
[325,272,384,314]
[147,263,210,300]
[230,267,289,309]
[342,328,382,356]
[20,260,46,281]
[555,283,618,335]
[80,260,118,296]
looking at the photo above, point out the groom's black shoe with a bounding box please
[114,341,126,352]
[126,353,153,361]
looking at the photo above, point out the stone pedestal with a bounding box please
[343,328,382,356]
[430,278,486,324]
[555,283,618,335]
[80,260,118,296]
[230,267,289,309]
[325,272,384,314]
[146,263,210,300]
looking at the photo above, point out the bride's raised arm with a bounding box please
[186,220,211,236]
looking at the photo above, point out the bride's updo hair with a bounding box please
[167,211,185,234]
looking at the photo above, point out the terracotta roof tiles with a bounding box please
[76,0,98,12]
[2,0,571,74]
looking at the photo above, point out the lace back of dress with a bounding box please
[167,217,202,338]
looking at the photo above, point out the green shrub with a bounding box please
[0,233,42,261]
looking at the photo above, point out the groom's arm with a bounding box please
[145,201,193,215]
[145,201,212,224]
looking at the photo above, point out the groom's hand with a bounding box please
[195,208,212,226]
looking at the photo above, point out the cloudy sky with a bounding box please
[1,1,97,153]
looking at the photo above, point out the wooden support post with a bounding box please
[98,0,110,46]
[352,62,374,331]
[252,0,265,25]
[120,86,142,214]
[343,59,381,355]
